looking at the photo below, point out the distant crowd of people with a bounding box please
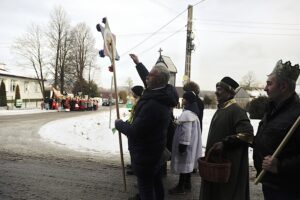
[41,97,99,111]
[114,54,300,200]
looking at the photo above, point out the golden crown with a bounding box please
[272,60,300,82]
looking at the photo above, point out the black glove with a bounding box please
[178,144,188,154]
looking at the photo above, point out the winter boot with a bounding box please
[184,173,192,192]
[168,173,186,195]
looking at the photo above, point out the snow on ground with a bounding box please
[39,108,131,156]
[37,108,259,165]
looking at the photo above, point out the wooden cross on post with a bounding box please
[96,17,126,191]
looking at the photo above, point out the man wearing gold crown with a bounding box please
[253,60,300,200]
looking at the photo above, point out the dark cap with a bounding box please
[131,85,144,97]
[183,91,197,103]
[270,60,300,82]
[216,76,239,94]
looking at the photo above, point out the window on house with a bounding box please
[24,81,29,93]
[10,80,16,92]
[35,83,39,93]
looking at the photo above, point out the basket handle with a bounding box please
[205,144,224,163]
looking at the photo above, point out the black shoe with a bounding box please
[168,186,185,195]
[126,170,135,175]
[128,193,140,200]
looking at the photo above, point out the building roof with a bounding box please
[0,69,44,81]
[246,88,267,98]
[235,87,250,98]
[156,55,177,73]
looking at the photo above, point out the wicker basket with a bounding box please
[198,147,231,183]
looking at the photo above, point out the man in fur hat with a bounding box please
[199,76,254,200]
[253,60,300,200]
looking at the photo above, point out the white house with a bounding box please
[235,87,267,109]
[0,63,44,109]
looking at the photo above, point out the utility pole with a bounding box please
[183,5,195,85]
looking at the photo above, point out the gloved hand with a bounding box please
[178,144,188,155]
[114,119,123,130]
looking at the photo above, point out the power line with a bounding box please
[196,28,300,37]
[193,0,207,7]
[119,0,207,56]
[198,21,300,31]
[198,18,300,27]
[118,30,186,37]
[139,27,185,55]
[120,9,187,57]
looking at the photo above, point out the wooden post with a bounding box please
[184,5,193,85]
[254,115,300,184]
[109,43,127,191]
[109,76,113,129]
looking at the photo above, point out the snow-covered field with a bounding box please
[37,108,260,165]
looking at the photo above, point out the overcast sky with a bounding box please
[0,0,299,90]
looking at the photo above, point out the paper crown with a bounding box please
[271,60,300,82]
[216,76,239,93]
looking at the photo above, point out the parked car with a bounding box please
[102,98,115,106]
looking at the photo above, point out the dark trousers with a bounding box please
[136,165,164,200]
[263,185,300,200]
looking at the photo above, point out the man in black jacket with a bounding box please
[115,54,178,200]
[253,60,300,200]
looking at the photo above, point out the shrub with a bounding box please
[248,96,268,119]
[0,80,7,106]
[14,84,21,107]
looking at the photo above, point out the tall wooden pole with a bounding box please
[109,43,127,191]
[184,5,193,84]
[109,76,113,129]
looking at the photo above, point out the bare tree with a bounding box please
[125,77,133,92]
[12,24,47,98]
[69,22,96,94]
[47,6,72,93]
[240,71,259,90]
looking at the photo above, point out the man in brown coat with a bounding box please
[199,76,253,200]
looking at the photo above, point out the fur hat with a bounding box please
[216,76,239,94]
[131,85,144,97]
[183,81,200,95]
[270,60,300,82]
[183,91,197,103]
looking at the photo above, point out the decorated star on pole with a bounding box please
[96,17,126,191]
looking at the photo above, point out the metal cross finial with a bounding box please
[158,48,163,56]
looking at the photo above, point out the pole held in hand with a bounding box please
[254,115,300,185]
